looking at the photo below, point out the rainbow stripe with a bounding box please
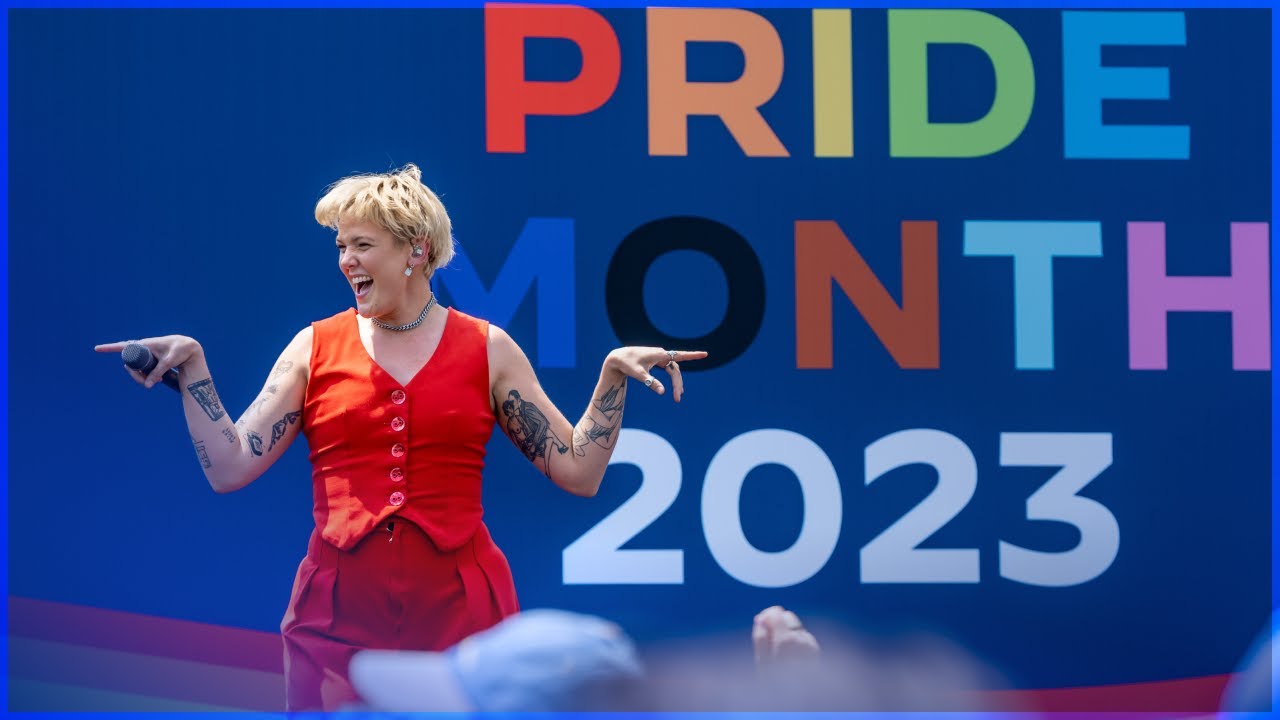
[9,596,283,712]
[7,595,1235,714]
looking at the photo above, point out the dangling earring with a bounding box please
[404,266,414,277]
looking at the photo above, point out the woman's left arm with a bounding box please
[488,325,706,496]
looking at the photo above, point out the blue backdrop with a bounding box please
[8,7,1271,693]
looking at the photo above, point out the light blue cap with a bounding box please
[350,609,644,712]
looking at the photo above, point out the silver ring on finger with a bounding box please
[643,375,657,388]
[667,349,677,361]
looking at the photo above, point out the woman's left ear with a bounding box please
[411,236,432,266]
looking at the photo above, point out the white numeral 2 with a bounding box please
[562,429,683,584]
[861,429,980,583]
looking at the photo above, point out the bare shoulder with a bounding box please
[289,325,314,352]
[487,323,528,364]
[276,326,314,382]
[487,323,535,385]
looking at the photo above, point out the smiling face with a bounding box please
[335,217,422,321]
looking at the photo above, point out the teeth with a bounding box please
[351,275,372,285]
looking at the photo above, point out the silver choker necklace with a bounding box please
[372,293,436,332]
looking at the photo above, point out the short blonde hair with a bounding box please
[314,163,455,275]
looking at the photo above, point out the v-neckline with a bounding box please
[354,306,451,389]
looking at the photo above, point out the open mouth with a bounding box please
[352,275,373,299]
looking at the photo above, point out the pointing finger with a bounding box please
[95,341,133,353]
[664,350,708,364]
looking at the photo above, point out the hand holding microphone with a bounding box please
[95,335,203,391]
[121,343,182,391]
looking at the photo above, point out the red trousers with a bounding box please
[280,517,519,711]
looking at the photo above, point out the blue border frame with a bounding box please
[1,1,1273,718]
[0,0,1276,7]
[2,1,10,712]
[1270,2,1278,714]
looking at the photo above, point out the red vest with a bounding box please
[302,307,494,551]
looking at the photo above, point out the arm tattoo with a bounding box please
[577,382,624,449]
[573,383,624,455]
[593,383,624,421]
[192,438,213,469]
[244,430,264,456]
[267,410,302,451]
[269,361,294,380]
[582,417,618,447]
[500,389,569,465]
[186,378,226,422]
[244,384,278,417]
[221,427,236,444]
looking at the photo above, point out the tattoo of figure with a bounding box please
[501,389,568,464]
[244,384,278,417]
[186,378,226,421]
[245,430,264,456]
[221,427,236,444]
[593,383,624,421]
[585,418,618,447]
[269,361,294,380]
[192,439,212,469]
[267,410,302,451]
[572,416,619,457]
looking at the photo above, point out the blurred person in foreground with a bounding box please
[350,608,644,712]
[646,605,1019,712]
[94,163,705,710]
[351,605,1021,713]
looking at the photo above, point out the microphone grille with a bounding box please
[121,343,153,371]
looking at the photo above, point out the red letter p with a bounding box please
[485,3,621,153]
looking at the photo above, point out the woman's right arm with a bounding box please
[95,327,312,493]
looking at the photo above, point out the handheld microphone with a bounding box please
[122,343,182,392]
